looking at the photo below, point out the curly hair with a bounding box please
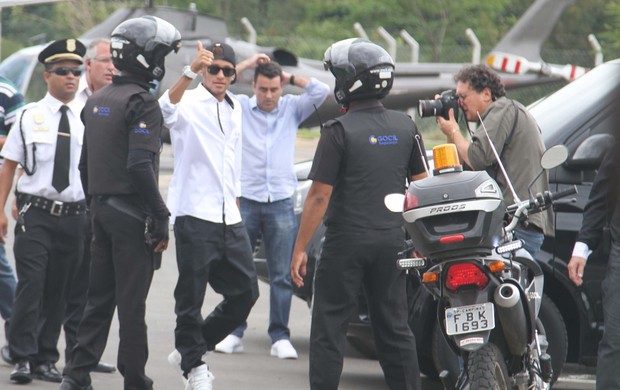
[254,61,282,82]
[454,64,506,100]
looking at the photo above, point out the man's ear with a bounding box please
[483,87,493,102]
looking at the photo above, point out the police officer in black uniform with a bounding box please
[59,16,180,390]
[291,38,428,390]
[0,38,87,385]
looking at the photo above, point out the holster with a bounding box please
[100,196,162,270]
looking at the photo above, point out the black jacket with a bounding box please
[576,147,618,251]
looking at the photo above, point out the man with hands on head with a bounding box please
[160,40,259,390]
[214,52,329,359]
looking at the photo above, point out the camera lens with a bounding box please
[418,99,443,118]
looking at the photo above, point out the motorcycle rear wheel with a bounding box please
[467,343,510,390]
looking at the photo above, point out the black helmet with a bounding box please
[111,15,181,81]
[323,38,395,105]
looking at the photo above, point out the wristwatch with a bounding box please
[182,65,197,80]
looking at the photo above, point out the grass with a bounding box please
[297,128,321,139]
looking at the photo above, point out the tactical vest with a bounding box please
[83,82,161,195]
[325,107,420,229]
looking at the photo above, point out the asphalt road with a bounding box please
[0,140,596,389]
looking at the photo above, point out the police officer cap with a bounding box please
[38,39,86,65]
[207,42,236,66]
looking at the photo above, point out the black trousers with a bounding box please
[9,207,85,364]
[63,216,92,363]
[173,216,259,374]
[64,199,154,390]
[309,226,421,390]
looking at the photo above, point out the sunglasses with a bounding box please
[206,65,236,77]
[48,67,82,77]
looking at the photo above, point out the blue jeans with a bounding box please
[235,197,296,343]
[0,243,16,321]
[514,228,544,257]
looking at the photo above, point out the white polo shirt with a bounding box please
[1,93,85,202]
[159,84,243,224]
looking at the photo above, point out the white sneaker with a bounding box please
[270,339,298,359]
[186,364,214,390]
[214,334,244,354]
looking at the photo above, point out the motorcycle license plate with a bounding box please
[445,303,495,336]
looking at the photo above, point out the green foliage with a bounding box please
[2,0,619,64]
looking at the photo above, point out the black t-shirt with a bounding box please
[310,100,427,229]
[80,76,163,196]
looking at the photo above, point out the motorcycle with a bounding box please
[385,143,576,390]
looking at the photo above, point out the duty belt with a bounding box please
[16,193,87,216]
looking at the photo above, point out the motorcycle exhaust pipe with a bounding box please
[494,283,528,356]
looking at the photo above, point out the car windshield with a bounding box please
[529,60,620,142]
[0,45,48,102]
[0,51,35,92]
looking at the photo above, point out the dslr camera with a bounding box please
[418,89,459,120]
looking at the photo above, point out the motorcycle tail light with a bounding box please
[422,271,439,284]
[445,263,489,292]
[439,234,465,244]
[404,192,419,210]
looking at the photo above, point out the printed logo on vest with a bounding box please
[132,121,151,135]
[93,105,111,116]
[369,134,398,145]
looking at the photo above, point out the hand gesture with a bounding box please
[190,41,214,74]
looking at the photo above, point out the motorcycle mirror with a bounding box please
[384,193,405,213]
[527,145,570,197]
[540,144,569,170]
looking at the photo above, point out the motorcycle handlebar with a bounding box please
[545,186,578,202]
[506,185,578,214]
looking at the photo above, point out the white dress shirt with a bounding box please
[159,84,243,224]
[74,75,92,107]
[1,93,85,202]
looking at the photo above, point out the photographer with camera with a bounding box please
[434,64,552,255]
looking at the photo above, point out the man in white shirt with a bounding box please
[159,41,259,390]
[0,38,87,385]
[75,39,116,105]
